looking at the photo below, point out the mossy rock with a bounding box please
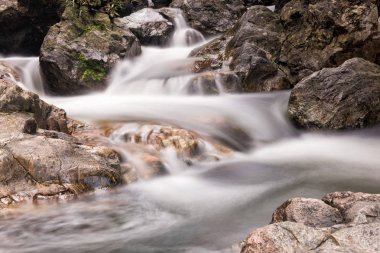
[40,5,141,95]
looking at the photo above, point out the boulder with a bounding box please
[0,73,122,207]
[0,79,68,133]
[288,58,380,130]
[271,198,343,227]
[170,0,246,36]
[241,192,380,253]
[40,5,141,95]
[191,6,290,92]
[0,0,64,55]
[115,8,174,46]
[279,0,380,83]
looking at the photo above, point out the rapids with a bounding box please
[0,9,379,253]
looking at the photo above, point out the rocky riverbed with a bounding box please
[0,0,379,252]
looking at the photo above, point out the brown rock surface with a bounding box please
[0,75,122,208]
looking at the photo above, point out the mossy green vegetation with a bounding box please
[78,54,107,81]
[84,23,106,32]
[65,0,125,18]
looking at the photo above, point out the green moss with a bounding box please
[78,54,107,81]
[83,23,106,32]
[65,0,125,18]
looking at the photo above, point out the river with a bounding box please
[0,9,379,253]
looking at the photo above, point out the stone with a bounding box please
[271,197,343,228]
[0,77,122,207]
[191,6,290,92]
[115,8,174,46]
[279,0,380,83]
[170,0,246,36]
[241,192,380,253]
[40,5,141,95]
[0,0,64,55]
[288,58,380,130]
[0,79,68,133]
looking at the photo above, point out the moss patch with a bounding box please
[78,54,107,81]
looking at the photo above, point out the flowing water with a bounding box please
[0,9,380,253]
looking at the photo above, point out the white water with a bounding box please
[0,10,379,253]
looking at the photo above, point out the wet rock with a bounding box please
[322,191,380,215]
[0,79,122,207]
[113,124,200,157]
[241,191,380,253]
[40,5,141,95]
[279,0,380,83]
[187,71,242,95]
[0,0,64,55]
[0,79,68,133]
[191,6,290,92]
[271,198,343,227]
[115,8,174,46]
[288,58,380,130]
[170,0,246,36]
[0,63,21,81]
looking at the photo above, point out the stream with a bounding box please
[0,9,379,253]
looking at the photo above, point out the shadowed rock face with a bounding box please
[0,75,122,207]
[170,0,246,36]
[288,58,380,130]
[191,6,290,92]
[279,0,380,83]
[0,0,64,56]
[241,192,380,253]
[40,5,141,95]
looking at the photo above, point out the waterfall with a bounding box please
[0,7,379,253]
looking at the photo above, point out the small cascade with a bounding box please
[106,9,206,95]
[170,9,205,47]
[0,57,44,94]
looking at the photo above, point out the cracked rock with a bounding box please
[241,191,380,253]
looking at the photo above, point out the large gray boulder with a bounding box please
[241,192,380,253]
[288,58,380,130]
[40,5,141,95]
[170,0,246,36]
[191,6,290,92]
[0,0,64,55]
[279,0,380,83]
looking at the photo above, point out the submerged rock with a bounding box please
[279,0,380,83]
[115,8,174,46]
[40,5,141,95]
[241,192,380,253]
[191,6,290,92]
[288,58,380,130]
[0,0,64,55]
[170,0,246,36]
[0,75,122,207]
[187,71,243,95]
